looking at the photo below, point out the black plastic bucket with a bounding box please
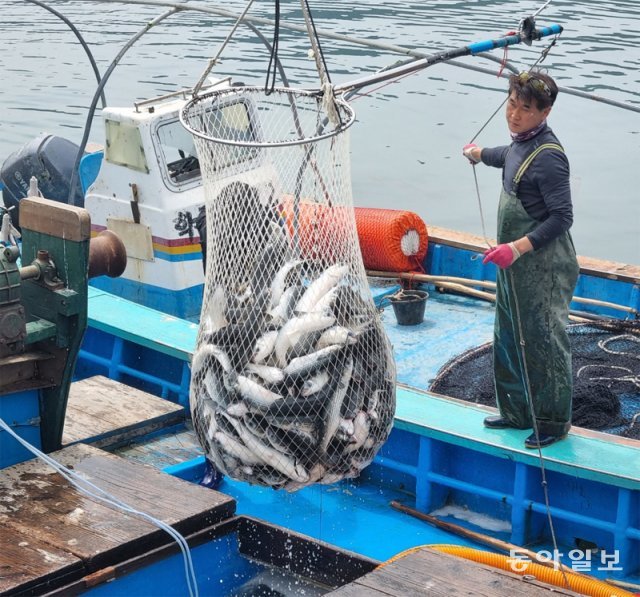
[389,290,428,326]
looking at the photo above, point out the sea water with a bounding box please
[0,0,638,262]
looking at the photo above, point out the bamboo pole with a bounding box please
[391,501,542,562]
[390,501,580,576]
[390,501,639,592]
[368,269,497,290]
[368,269,638,315]
[375,272,591,322]
[604,578,640,592]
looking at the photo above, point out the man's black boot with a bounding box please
[483,416,515,429]
[525,432,567,449]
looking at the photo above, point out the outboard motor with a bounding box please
[1,134,84,229]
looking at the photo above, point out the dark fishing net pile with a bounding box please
[430,320,640,437]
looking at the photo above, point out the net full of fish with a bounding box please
[191,248,396,491]
[183,86,396,491]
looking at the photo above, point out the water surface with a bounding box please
[1,0,638,262]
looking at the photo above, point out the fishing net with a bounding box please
[182,87,396,491]
[430,320,640,436]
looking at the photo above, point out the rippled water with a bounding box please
[1,0,638,262]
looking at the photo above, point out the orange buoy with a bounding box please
[279,199,428,271]
[354,207,428,272]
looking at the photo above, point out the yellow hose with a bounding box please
[380,545,635,597]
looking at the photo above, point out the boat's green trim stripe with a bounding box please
[87,287,197,362]
[87,288,640,490]
[395,385,640,490]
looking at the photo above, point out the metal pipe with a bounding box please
[67,6,179,205]
[19,264,40,280]
[334,27,563,94]
[368,270,638,315]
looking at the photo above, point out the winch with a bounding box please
[0,191,126,467]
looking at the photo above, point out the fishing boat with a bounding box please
[0,2,638,595]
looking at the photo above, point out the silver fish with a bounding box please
[203,369,231,405]
[252,330,278,364]
[316,326,356,350]
[312,285,340,314]
[274,312,335,367]
[338,418,355,438]
[244,413,269,438]
[234,374,283,408]
[269,420,318,445]
[283,344,344,378]
[215,431,263,465]
[226,402,250,417]
[301,370,330,397]
[295,263,349,314]
[367,389,381,421]
[245,362,285,385]
[224,415,309,483]
[266,426,318,462]
[201,402,218,442]
[284,463,327,492]
[345,411,371,453]
[191,344,233,377]
[270,259,304,309]
[269,285,307,328]
[202,285,227,335]
[320,358,354,454]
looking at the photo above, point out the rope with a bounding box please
[299,0,342,126]
[301,0,331,87]
[507,271,572,591]
[264,0,281,94]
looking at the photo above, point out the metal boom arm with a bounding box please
[334,25,563,95]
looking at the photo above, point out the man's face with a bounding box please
[505,91,551,135]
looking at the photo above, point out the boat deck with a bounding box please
[2,377,608,595]
[76,285,640,582]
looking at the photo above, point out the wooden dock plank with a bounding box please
[0,443,235,594]
[62,376,184,447]
[329,547,582,596]
[0,524,82,594]
[112,424,203,469]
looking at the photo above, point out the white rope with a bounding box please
[0,417,199,597]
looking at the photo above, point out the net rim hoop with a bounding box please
[179,86,356,148]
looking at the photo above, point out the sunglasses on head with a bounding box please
[518,71,552,97]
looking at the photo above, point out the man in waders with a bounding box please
[462,70,579,449]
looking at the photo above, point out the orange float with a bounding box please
[354,206,428,272]
[279,199,428,271]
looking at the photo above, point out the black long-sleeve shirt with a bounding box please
[481,124,573,250]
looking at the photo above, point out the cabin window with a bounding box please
[157,119,201,184]
[157,100,258,187]
[104,120,149,173]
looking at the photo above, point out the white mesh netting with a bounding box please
[182,87,396,491]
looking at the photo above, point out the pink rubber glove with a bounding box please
[463,143,481,164]
[483,243,519,269]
